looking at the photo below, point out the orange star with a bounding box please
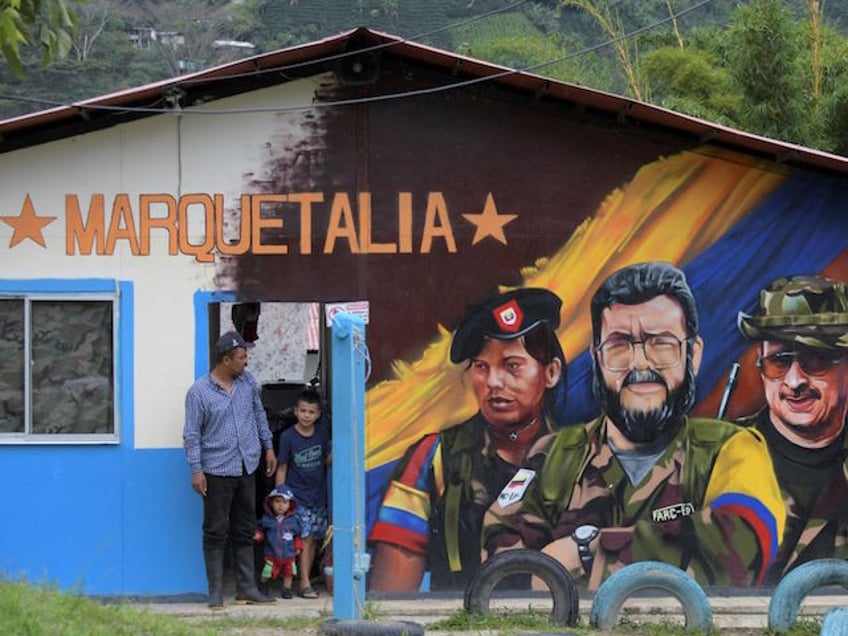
[1,194,57,248]
[462,193,518,246]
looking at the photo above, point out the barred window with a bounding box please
[0,295,116,441]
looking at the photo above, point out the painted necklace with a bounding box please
[508,417,539,442]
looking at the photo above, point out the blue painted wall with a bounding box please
[0,280,206,596]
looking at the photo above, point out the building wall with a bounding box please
[0,59,847,595]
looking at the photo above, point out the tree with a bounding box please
[69,0,117,63]
[0,0,80,76]
[796,0,848,152]
[725,0,806,144]
[642,43,740,126]
[562,0,645,100]
[124,0,258,76]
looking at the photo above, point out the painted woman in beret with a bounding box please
[368,288,568,591]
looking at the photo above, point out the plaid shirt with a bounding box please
[183,370,273,477]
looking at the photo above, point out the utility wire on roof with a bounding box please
[174,0,532,86]
[0,0,714,117]
[0,0,531,109]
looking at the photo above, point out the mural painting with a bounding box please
[3,42,848,597]
[224,79,848,593]
[735,276,848,585]
[477,262,784,590]
[369,287,568,591]
[253,83,848,592]
[364,207,848,593]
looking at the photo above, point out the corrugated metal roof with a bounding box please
[2,26,847,175]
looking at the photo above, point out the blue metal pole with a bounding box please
[329,312,368,620]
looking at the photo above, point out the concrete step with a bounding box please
[144,592,848,631]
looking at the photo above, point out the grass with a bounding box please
[429,608,824,635]
[430,609,566,632]
[0,579,323,636]
[0,579,206,636]
[191,614,322,633]
[0,579,826,636]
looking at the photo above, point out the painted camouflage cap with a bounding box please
[738,275,848,350]
[450,287,562,363]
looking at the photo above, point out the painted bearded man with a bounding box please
[482,262,786,589]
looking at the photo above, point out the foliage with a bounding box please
[0,0,79,76]
[725,0,806,144]
[798,16,848,152]
[455,13,562,72]
[0,23,171,118]
[826,83,848,156]
[2,0,848,154]
[641,45,739,125]
[562,0,644,99]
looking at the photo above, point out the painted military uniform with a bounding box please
[369,412,552,590]
[482,415,786,588]
[735,276,848,584]
[739,408,848,584]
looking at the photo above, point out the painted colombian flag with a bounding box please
[364,146,848,534]
[559,166,848,426]
[368,434,441,554]
[702,426,786,583]
[711,493,780,582]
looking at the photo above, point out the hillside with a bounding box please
[1,0,847,152]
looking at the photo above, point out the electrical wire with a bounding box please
[173,0,532,87]
[0,0,530,109]
[0,0,715,117]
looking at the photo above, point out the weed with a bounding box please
[429,608,565,632]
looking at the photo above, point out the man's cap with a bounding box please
[450,288,562,363]
[738,275,848,350]
[268,485,294,501]
[216,330,247,355]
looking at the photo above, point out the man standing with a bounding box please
[737,275,848,583]
[368,288,568,592]
[483,262,785,589]
[184,330,277,608]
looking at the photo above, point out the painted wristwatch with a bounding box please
[572,524,600,575]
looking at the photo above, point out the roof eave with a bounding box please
[0,26,846,175]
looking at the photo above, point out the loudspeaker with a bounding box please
[335,51,380,86]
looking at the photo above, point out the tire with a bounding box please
[821,606,848,636]
[589,561,712,631]
[768,559,848,633]
[318,619,425,636]
[463,549,579,627]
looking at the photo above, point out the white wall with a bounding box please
[0,75,329,450]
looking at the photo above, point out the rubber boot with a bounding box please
[233,545,275,604]
[203,547,225,609]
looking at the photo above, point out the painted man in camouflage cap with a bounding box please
[482,262,786,589]
[368,288,568,591]
[737,275,848,583]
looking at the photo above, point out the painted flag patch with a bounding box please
[497,468,536,509]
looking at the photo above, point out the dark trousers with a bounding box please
[203,472,257,552]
